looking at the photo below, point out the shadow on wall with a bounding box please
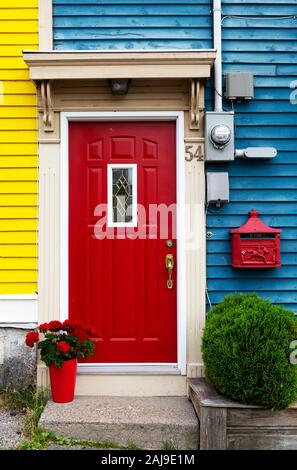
[0,328,36,390]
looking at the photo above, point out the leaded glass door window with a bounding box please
[107,164,137,227]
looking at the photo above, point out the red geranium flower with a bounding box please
[48,320,63,332]
[84,325,97,337]
[25,331,39,347]
[62,319,73,330]
[62,319,81,333]
[72,328,89,342]
[56,341,70,353]
[38,322,49,333]
[63,320,96,338]
[24,319,96,367]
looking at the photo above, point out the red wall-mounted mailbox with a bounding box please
[230,210,281,268]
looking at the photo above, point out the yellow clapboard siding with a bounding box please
[0,33,37,45]
[0,119,37,131]
[0,1,38,294]
[0,94,36,106]
[0,245,36,257]
[1,94,36,107]
[0,1,38,7]
[0,283,36,294]
[0,58,29,70]
[0,219,36,231]
[0,9,38,20]
[0,107,36,118]
[0,156,37,167]
[0,194,37,206]
[0,131,35,143]
[0,46,31,57]
[0,258,36,269]
[3,81,36,94]
[0,70,31,80]
[0,182,36,194]
[0,270,36,282]
[0,168,37,180]
[0,232,37,244]
[0,143,37,155]
[0,207,37,218]
[0,94,36,107]
[0,21,37,33]
[0,130,37,143]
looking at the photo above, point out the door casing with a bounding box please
[60,111,186,374]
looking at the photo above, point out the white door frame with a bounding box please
[60,111,186,375]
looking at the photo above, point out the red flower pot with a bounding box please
[49,358,77,403]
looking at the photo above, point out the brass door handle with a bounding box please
[165,254,174,289]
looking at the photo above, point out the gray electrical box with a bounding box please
[207,172,229,205]
[205,111,234,162]
[225,72,254,101]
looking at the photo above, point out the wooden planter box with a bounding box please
[188,378,297,450]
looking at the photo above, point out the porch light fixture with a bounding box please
[109,78,130,95]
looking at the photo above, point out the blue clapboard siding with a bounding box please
[206,0,297,312]
[52,1,297,312]
[53,0,213,50]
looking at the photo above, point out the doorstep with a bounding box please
[37,364,188,396]
[39,396,199,450]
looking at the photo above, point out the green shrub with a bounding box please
[202,293,297,410]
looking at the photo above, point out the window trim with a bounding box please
[107,163,137,228]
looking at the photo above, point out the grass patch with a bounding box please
[0,385,49,436]
[0,386,48,415]
[0,386,50,449]
[18,428,56,450]
[19,430,141,451]
[162,441,177,450]
[48,435,140,450]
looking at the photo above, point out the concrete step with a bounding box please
[39,396,199,450]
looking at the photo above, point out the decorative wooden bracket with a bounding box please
[40,80,54,132]
[189,78,200,130]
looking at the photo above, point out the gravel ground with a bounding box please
[0,409,25,450]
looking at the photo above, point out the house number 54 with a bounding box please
[185,143,203,162]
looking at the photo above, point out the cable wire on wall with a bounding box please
[221,15,297,24]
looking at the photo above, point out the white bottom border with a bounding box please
[77,363,181,375]
[0,295,38,324]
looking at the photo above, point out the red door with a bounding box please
[69,121,177,363]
